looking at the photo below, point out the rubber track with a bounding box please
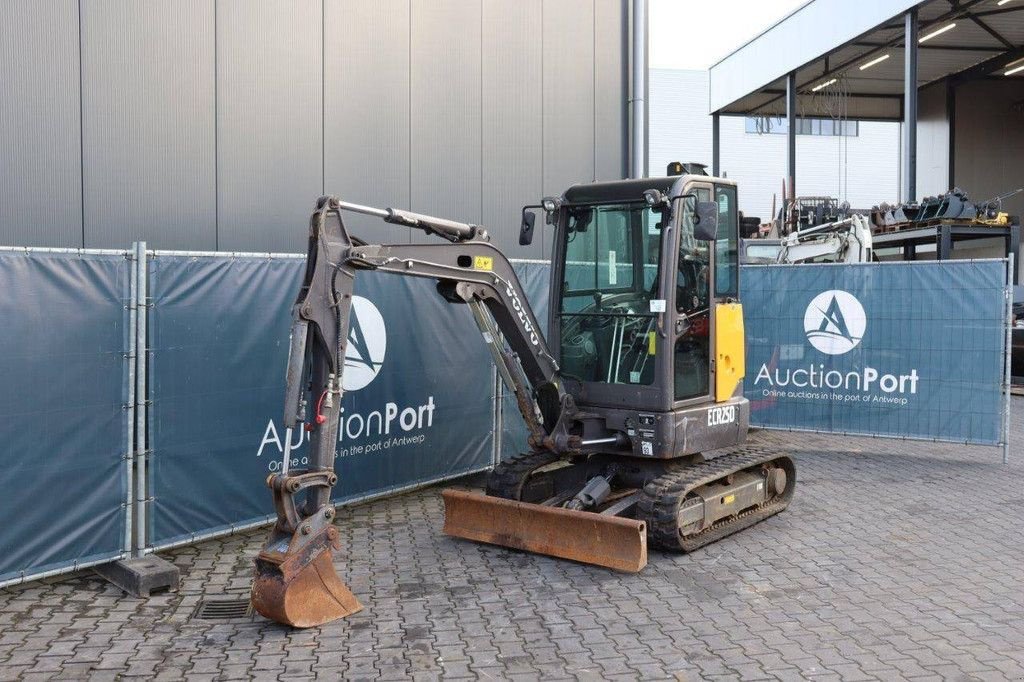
[485,451,560,500]
[638,446,796,552]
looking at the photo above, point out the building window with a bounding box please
[745,116,858,137]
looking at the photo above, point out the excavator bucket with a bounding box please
[441,489,647,572]
[251,468,363,628]
[252,536,363,628]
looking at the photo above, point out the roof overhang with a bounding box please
[709,0,1024,120]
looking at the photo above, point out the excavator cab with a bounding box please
[520,176,750,461]
[253,180,795,628]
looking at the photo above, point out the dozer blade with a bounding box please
[441,488,647,572]
[252,551,362,628]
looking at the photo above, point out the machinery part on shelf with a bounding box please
[870,188,1022,232]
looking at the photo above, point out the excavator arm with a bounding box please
[252,197,580,627]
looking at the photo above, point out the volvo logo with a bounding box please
[803,290,866,355]
[344,296,386,391]
[504,282,539,346]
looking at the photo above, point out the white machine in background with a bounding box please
[775,214,873,264]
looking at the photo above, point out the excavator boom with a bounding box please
[251,197,602,627]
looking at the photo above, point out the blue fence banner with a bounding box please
[0,249,131,585]
[502,259,1008,453]
[146,253,495,549]
[742,261,1007,444]
[2,250,1007,582]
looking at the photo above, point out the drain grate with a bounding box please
[192,598,253,621]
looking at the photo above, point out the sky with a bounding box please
[649,0,808,71]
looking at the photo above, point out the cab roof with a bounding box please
[562,175,735,205]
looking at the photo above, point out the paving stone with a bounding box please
[1,400,1023,680]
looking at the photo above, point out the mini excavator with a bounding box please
[252,173,796,627]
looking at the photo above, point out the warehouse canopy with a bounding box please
[710,0,1024,120]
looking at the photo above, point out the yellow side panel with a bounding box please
[715,302,745,402]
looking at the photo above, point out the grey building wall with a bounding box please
[80,0,217,250]
[954,79,1024,221]
[0,0,629,258]
[649,69,713,178]
[650,68,901,222]
[894,78,1023,263]
[216,0,323,253]
[901,77,1019,218]
[0,1,82,248]
[942,79,1024,264]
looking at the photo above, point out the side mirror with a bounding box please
[519,209,537,246]
[694,201,719,241]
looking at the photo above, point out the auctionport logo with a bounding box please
[754,287,920,405]
[803,290,866,355]
[344,296,386,391]
[257,295,436,461]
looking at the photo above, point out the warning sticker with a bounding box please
[474,256,494,271]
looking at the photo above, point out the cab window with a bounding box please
[557,203,663,385]
[714,185,738,298]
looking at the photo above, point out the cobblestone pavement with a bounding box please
[2,399,1023,681]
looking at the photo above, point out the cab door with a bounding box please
[671,183,714,405]
[710,183,743,403]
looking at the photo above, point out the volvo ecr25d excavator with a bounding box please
[252,174,796,627]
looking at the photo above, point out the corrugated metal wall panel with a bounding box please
[481,0,543,259]
[542,0,596,197]
[0,1,82,247]
[81,0,216,249]
[324,0,411,242]
[5,1,626,253]
[410,0,483,244]
[216,0,323,252]
[593,0,627,184]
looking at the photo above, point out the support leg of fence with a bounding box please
[1004,254,1014,465]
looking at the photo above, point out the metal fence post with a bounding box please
[492,363,502,466]
[1004,253,1014,465]
[134,242,148,555]
[124,245,137,557]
